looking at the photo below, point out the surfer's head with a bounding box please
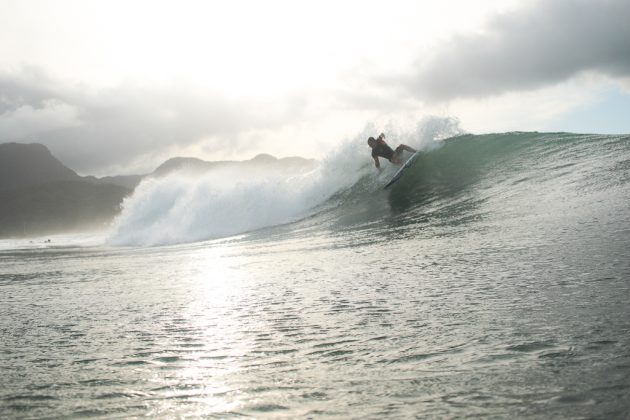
[367,137,376,148]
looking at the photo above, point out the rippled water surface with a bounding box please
[2,133,630,418]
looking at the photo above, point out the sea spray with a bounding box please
[108,146,370,246]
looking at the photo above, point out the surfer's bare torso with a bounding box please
[367,133,417,169]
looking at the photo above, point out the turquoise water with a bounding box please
[1,132,630,418]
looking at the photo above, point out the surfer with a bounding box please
[367,133,416,169]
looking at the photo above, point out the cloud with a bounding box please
[407,0,630,102]
[0,68,305,174]
[0,67,61,113]
[0,100,80,139]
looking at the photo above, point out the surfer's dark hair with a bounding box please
[367,137,375,145]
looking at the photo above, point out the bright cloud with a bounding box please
[404,0,630,102]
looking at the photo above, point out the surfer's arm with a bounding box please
[373,156,381,169]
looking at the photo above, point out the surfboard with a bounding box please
[384,151,421,189]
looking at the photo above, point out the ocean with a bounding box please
[1,131,629,418]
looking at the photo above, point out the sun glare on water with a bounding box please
[157,245,250,415]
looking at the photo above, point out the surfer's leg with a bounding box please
[398,144,417,153]
[394,145,411,162]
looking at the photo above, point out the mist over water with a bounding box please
[2,128,629,418]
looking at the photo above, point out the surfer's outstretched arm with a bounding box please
[373,156,381,169]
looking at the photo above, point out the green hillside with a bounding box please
[0,181,130,237]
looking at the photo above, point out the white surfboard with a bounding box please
[383,151,421,189]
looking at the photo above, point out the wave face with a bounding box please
[108,124,630,247]
[385,131,630,207]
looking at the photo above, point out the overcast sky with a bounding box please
[1,0,629,175]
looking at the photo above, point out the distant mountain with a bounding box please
[152,153,317,177]
[0,143,82,191]
[0,143,317,190]
[151,156,225,177]
[0,142,316,237]
[0,181,130,237]
[83,174,144,190]
[0,143,134,237]
[0,142,144,191]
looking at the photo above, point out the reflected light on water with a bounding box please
[156,245,253,416]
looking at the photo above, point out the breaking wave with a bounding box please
[110,122,630,248]
[108,117,461,246]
